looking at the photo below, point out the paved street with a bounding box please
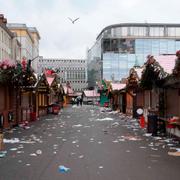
[0,105,180,180]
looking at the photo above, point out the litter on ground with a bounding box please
[96,117,114,121]
[58,165,70,173]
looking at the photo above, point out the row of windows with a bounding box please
[0,29,11,48]
[102,38,180,54]
[41,65,86,71]
[18,36,34,58]
[58,67,86,71]
[104,26,180,38]
[135,39,180,55]
[40,59,86,63]
[103,39,135,53]
[66,81,86,83]
[66,72,86,80]
[0,48,11,60]
[25,37,33,55]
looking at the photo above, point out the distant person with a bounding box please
[71,98,75,105]
[76,97,80,106]
[80,97,83,106]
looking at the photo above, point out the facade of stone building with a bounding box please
[7,23,40,72]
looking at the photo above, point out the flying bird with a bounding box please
[68,17,80,24]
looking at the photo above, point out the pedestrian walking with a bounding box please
[76,97,80,106]
[80,97,83,106]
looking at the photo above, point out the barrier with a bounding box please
[30,112,36,121]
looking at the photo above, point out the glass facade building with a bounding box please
[87,23,180,84]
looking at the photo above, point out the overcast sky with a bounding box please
[0,0,180,59]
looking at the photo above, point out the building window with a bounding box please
[121,27,128,36]
[111,39,118,52]
[1,31,3,43]
[114,27,121,37]
[103,39,111,52]
[175,28,180,36]
[146,27,150,36]
[167,27,176,36]
[150,27,164,37]
[130,27,139,36]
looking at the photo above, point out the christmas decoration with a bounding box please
[127,69,139,89]
[12,59,36,86]
[0,59,16,84]
[173,51,180,76]
[0,58,36,86]
[140,57,168,89]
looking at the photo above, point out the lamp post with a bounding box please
[27,55,40,120]
[27,55,42,74]
[28,55,40,66]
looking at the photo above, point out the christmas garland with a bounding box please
[173,58,180,76]
[127,70,138,89]
[140,60,168,90]
[0,58,36,86]
[0,59,16,85]
[12,60,37,86]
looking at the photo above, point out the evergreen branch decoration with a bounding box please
[126,69,139,89]
[0,59,16,85]
[173,57,180,76]
[0,58,37,86]
[140,58,168,89]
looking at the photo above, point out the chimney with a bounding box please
[0,14,4,24]
[0,14,4,18]
[3,18,7,24]
[0,14,7,25]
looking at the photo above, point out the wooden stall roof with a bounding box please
[83,90,100,97]
[111,83,126,91]
[154,55,176,74]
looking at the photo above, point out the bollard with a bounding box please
[140,116,145,128]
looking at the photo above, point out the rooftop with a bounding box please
[97,22,180,40]
[154,55,176,74]
[83,90,100,97]
[111,83,126,91]
[28,27,41,40]
[7,23,27,29]
[0,23,14,38]
[7,23,40,42]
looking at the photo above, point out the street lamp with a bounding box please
[28,55,40,66]
[27,55,41,73]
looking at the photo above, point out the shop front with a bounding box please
[0,59,17,129]
[35,75,50,117]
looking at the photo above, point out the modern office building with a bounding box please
[38,58,88,92]
[88,23,180,85]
